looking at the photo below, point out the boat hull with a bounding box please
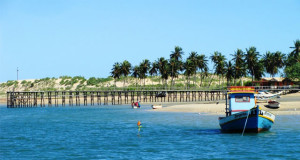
[219,108,275,133]
[267,101,280,108]
[151,105,162,109]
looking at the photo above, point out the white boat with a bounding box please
[267,100,280,109]
[255,90,280,101]
[151,104,162,109]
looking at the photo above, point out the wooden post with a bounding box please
[91,91,94,106]
[97,92,101,105]
[69,92,73,106]
[143,91,147,102]
[55,91,58,107]
[76,91,80,106]
[62,91,66,106]
[83,91,87,106]
[41,92,45,107]
[118,91,122,104]
[174,91,177,102]
[149,91,153,102]
[130,91,134,103]
[124,91,128,104]
[48,92,52,106]
[104,91,108,105]
[7,92,10,107]
[111,91,115,105]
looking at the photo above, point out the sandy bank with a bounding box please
[151,92,300,115]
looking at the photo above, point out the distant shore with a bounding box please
[151,92,300,115]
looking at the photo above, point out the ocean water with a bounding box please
[1,105,300,160]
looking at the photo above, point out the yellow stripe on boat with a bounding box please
[259,115,274,123]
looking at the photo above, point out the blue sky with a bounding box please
[0,0,299,82]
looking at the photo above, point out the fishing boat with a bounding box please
[151,104,162,109]
[219,86,275,133]
[267,100,280,109]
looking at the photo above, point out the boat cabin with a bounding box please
[228,87,256,115]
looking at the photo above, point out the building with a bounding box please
[253,77,295,88]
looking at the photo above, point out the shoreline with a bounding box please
[1,92,299,115]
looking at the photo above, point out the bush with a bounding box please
[87,77,98,86]
[71,76,86,85]
[21,80,27,85]
[65,86,72,90]
[59,76,72,85]
[6,80,18,87]
[0,83,5,87]
[87,77,112,86]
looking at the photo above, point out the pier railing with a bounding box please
[6,90,227,108]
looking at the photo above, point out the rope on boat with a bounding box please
[242,109,251,136]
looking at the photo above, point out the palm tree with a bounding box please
[184,59,196,89]
[169,58,177,88]
[231,49,246,85]
[263,51,285,78]
[110,62,121,88]
[131,65,141,88]
[287,39,300,66]
[245,46,260,85]
[210,51,226,88]
[149,61,158,76]
[263,51,277,77]
[149,61,158,86]
[170,46,184,61]
[197,54,208,87]
[120,60,131,87]
[285,40,300,79]
[187,52,199,87]
[157,57,169,88]
[139,59,150,87]
[170,46,184,88]
[274,51,285,73]
[225,61,234,87]
[254,59,265,81]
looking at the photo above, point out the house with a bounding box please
[253,77,294,88]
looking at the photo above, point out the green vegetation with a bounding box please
[87,77,112,86]
[110,39,299,88]
[285,62,300,81]
[1,80,19,87]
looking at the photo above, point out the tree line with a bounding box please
[111,40,300,89]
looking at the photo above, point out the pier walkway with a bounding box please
[7,90,226,108]
[6,86,299,108]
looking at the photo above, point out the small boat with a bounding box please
[219,87,275,133]
[131,101,141,109]
[267,100,280,109]
[151,104,162,109]
[255,90,281,101]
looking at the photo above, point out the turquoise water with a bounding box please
[1,105,300,159]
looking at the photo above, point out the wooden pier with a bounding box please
[6,90,227,108]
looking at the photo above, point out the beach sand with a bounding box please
[151,92,300,115]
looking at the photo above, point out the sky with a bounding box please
[0,0,299,82]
